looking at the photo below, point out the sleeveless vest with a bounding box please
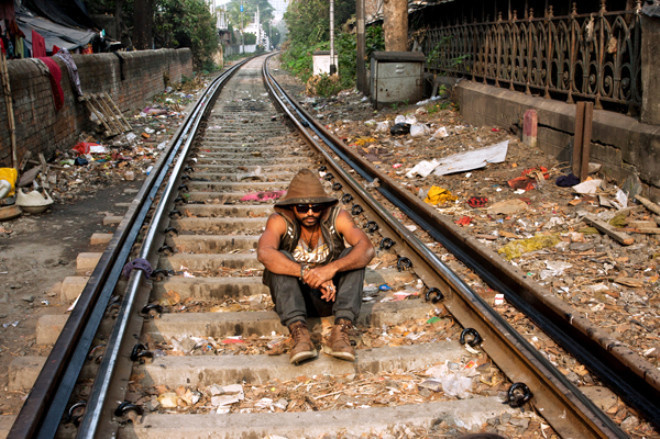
[262,205,346,284]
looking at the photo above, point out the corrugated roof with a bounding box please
[367,0,456,24]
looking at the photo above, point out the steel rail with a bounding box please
[76,58,248,439]
[287,85,660,430]
[262,54,628,439]
[7,58,251,439]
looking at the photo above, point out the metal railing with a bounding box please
[417,1,643,112]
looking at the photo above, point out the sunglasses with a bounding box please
[294,204,325,214]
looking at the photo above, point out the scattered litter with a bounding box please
[467,196,488,208]
[431,126,449,138]
[240,190,286,202]
[455,216,472,226]
[71,142,109,155]
[395,114,417,125]
[572,179,602,195]
[375,121,389,133]
[405,159,441,178]
[432,140,509,176]
[487,199,528,216]
[556,173,580,187]
[426,361,477,399]
[390,123,411,136]
[497,234,562,260]
[424,186,457,205]
[540,261,573,280]
[410,123,430,137]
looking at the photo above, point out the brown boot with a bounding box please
[327,318,355,361]
[288,321,317,364]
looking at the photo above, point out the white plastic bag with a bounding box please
[410,123,430,137]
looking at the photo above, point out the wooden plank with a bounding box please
[83,97,112,134]
[103,92,132,131]
[92,94,121,135]
[584,214,634,245]
[635,195,660,216]
[572,102,585,178]
[580,102,594,182]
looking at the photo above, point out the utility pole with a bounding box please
[329,0,336,74]
[356,0,366,92]
[383,0,408,51]
[240,0,244,54]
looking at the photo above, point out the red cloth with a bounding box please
[38,57,64,111]
[32,30,46,57]
[52,45,60,55]
[0,0,15,21]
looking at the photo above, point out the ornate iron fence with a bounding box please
[416,1,642,112]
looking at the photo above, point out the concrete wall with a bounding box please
[0,48,193,167]
[454,81,660,202]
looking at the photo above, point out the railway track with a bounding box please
[6,54,652,438]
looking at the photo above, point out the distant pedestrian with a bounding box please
[257,169,375,364]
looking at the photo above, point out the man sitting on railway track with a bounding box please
[257,169,375,364]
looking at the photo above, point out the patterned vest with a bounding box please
[262,205,346,284]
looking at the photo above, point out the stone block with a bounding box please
[36,314,67,345]
[76,252,102,274]
[102,215,122,226]
[61,276,89,302]
[90,233,113,246]
[8,356,45,392]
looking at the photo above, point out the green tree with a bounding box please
[243,32,256,45]
[153,0,219,69]
[85,0,218,70]
[283,0,385,95]
[224,0,273,32]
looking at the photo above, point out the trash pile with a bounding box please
[0,81,206,219]
[299,90,659,380]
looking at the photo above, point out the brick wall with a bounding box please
[0,48,193,167]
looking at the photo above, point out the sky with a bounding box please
[211,0,288,21]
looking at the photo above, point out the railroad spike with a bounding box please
[506,383,533,408]
[460,328,483,347]
[396,256,412,271]
[379,237,395,250]
[425,287,444,303]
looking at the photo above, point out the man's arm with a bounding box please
[303,210,375,289]
[257,214,303,277]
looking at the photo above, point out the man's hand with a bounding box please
[320,281,336,302]
[303,264,338,289]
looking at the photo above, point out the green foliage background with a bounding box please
[85,0,219,70]
[155,0,219,70]
[281,0,384,96]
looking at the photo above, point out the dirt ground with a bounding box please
[0,180,143,414]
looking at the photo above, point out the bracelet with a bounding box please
[300,263,309,281]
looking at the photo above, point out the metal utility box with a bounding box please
[313,51,338,75]
[370,51,426,108]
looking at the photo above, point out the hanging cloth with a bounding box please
[54,48,82,96]
[32,30,46,57]
[37,57,64,111]
[14,37,23,58]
